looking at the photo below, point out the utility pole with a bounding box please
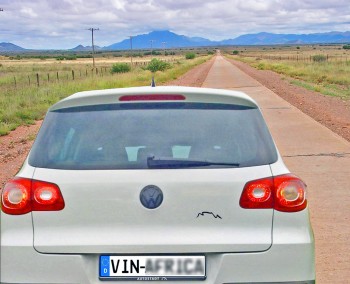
[129,36,133,66]
[162,41,167,56]
[149,40,155,56]
[87,28,99,68]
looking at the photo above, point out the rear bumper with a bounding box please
[1,241,314,284]
[1,208,315,284]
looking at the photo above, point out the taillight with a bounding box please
[273,175,307,212]
[32,180,65,211]
[1,178,32,215]
[1,177,65,215]
[239,177,274,209]
[240,174,307,212]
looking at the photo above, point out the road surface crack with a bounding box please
[283,152,350,158]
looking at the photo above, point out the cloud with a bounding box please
[0,0,349,49]
[20,7,38,18]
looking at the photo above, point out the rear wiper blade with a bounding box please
[147,156,240,169]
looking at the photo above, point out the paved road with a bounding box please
[202,55,350,283]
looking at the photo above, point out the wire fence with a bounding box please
[8,66,110,89]
[4,59,177,89]
[239,54,350,62]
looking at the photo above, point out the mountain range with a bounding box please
[105,30,214,50]
[70,44,102,51]
[103,30,350,50]
[0,42,26,51]
[1,30,350,52]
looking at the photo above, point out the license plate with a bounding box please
[99,255,206,281]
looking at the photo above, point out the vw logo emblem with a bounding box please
[140,185,163,209]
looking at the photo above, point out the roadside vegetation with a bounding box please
[111,62,131,73]
[185,52,196,59]
[144,58,171,72]
[225,44,350,100]
[0,53,212,135]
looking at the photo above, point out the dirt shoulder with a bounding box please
[0,121,42,188]
[226,58,350,142]
[0,57,215,187]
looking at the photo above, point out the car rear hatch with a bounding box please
[32,166,274,254]
[29,89,278,254]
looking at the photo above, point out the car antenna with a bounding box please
[151,76,156,87]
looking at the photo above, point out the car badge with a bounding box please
[140,185,163,209]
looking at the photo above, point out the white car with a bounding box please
[1,86,315,284]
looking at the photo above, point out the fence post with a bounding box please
[47,73,50,82]
[28,75,31,86]
[80,70,82,77]
[57,72,59,82]
[36,73,40,87]
[72,70,75,80]
[14,76,17,88]
[86,69,88,77]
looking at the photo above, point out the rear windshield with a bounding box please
[29,103,277,169]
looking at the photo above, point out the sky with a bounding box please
[0,0,350,49]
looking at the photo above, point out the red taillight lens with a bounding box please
[239,178,274,209]
[1,178,32,215]
[119,94,186,101]
[274,175,307,212]
[1,178,65,215]
[240,174,307,212]
[32,180,65,211]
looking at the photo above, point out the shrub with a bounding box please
[144,51,162,56]
[312,55,327,62]
[145,58,171,72]
[165,51,175,56]
[55,55,77,61]
[207,50,214,55]
[77,54,93,58]
[257,63,265,70]
[232,50,239,55]
[111,63,131,73]
[185,52,196,59]
[343,45,350,50]
[65,55,77,60]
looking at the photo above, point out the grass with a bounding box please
[0,55,212,136]
[226,53,350,100]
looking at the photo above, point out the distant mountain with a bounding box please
[70,44,101,51]
[104,30,350,50]
[0,42,26,51]
[1,31,350,52]
[222,31,350,45]
[104,30,217,50]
